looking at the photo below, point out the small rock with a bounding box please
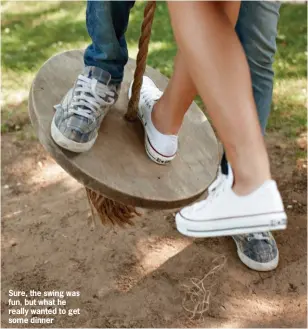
[38,161,43,168]
[4,185,9,189]
[292,200,298,203]
[10,241,17,247]
[288,283,298,292]
[287,205,293,209]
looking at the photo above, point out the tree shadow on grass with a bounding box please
[2,1,88,72]
[126,2,176,78]
[127,2,307,81]
[2,1,306,80]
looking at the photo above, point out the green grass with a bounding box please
[269,4,307,138]
[1,1,307,148]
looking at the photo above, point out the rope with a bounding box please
[86,2,156,227]
[125,1,156,121]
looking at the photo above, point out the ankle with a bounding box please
[152,102,182,135]
[232,172,271,195]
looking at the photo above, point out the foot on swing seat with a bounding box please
[29,51,219,210]
[128,76,178,165]
[51,66,119,153]
[176,165,287,238]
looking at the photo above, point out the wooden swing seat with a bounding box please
[29,50,219,210]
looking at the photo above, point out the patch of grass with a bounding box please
[1,99,29,133]
[1,1,89,133]
[1,1,307,159]
[14,124,38,142]
[274,4,307,80]
[269,78,307,137]
[2,2,88,72]
[296,149,307,160]
[267,4,307,141]
[126,2,176,77]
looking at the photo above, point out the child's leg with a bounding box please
[167,1,270,195]
[52,1,135,152]
[84,1,135,85]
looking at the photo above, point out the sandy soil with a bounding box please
[1,131,307,328]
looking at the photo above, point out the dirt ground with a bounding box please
[1,130,307,328]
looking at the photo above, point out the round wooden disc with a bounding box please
[29,50,219,209]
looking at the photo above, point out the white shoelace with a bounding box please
[246,232,270,241]
[189,176,227,213]
[141,83,162,108]
[208,169,226,193]
[69,75,115,119]
[207,178,227,204]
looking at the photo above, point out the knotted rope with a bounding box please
[126,1,156,121]
[86,1,156,226]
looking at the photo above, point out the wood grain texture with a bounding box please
[29,50,219,209]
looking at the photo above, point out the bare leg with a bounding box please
[152,52,196,135]
[165,1,271,195]
[152,1,240,135]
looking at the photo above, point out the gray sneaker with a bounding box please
[51,66,119,152]
[232,232,279,271]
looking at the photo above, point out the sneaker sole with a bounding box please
[232,237,279,272]
[128,83,176,165]
[51,116,97,153]
[138,112,176,165]
[175,211,287,238]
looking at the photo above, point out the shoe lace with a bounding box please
[69,75,115,119]
[190,177,227,212]
[208,168,226,193]
[187,165,232,213]
[141,85,162,107]
[245,232,270,242]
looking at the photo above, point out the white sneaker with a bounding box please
[176,166,287,238]
[208,166,226,193]
[128,77,178,165]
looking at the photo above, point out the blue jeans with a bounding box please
[84,1,135,85]
[84,1,281,166]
